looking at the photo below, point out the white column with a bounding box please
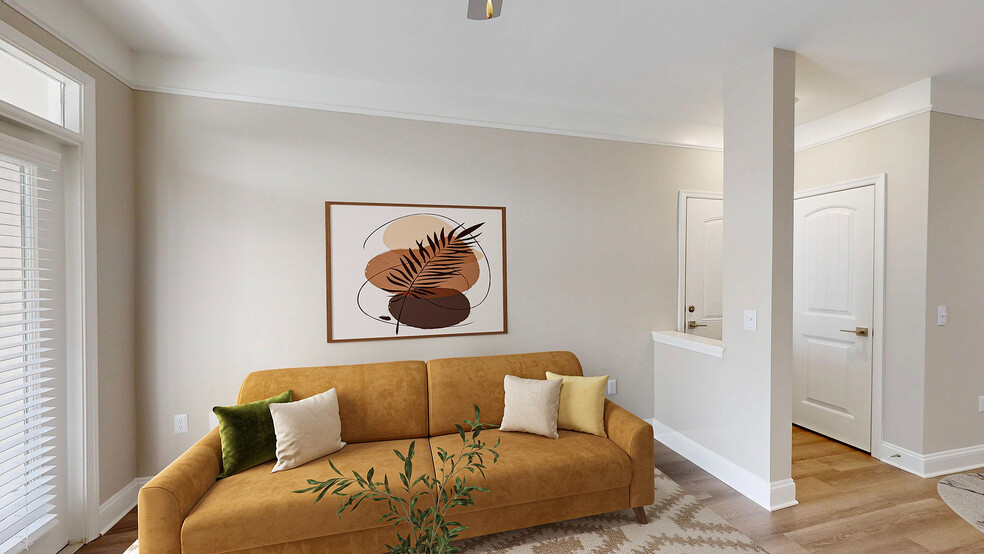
[722,48,796,506]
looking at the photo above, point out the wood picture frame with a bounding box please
[326,201,507,342]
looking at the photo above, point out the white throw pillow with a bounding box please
[269,388,346,472]
[498,375,562,439]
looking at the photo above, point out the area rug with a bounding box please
[125,470,762,553]
[456,471,763,553]
[938,472,984,532]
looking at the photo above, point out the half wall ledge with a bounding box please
[651,331,725,358]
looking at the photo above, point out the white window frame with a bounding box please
[0,18,100,544]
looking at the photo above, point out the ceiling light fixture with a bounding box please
[468,0,502,20]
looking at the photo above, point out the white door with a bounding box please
[793,186,875,451]
[684,197,723,340]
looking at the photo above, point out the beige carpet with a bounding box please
[126,470,762,553]
[938,472,984,533]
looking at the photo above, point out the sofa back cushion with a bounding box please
[237,361,428,443]
[426,351,582,436]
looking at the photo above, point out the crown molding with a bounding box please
[795,78,932,151]
[129,51,726,149]
[3,0,725,150]
[10,0,984,153]
[3,0,134,87]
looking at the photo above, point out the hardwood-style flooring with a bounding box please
[657,426,984,553]
[78,427,984,553]
[75,508,136,554]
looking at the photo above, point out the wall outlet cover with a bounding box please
[607,379,616,395]
[937,305,948,326]
[174,413,189,434]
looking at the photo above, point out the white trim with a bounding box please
[2,0,135,87]
[650,418,796,511]
[676,190,724,333]
[795,79,933,152]
[651,331,725,358]
[881,441,984,479]
[794,174,887,459]
[0,129,61,167]
[95,477,150,537]
[0,17,100,544]
[0,98,81,145]
[128,51,725,150]
[139,85,724,151]
[770,479,798,510]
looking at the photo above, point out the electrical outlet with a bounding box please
[979,396,984,413]
[174,414,189,434]
[607,379,616,395]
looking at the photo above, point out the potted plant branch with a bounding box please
[294,405,500,554]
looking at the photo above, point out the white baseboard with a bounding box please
[96,476,152,537]
[881,441,984,478]
[648,418,797,512]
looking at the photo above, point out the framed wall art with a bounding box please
[326,202,507,342]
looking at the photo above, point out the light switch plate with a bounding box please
[938,305,948,326]
[743,310,757,331]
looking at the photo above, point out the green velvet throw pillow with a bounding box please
[213,390,292,478]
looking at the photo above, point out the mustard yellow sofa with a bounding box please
[137,351,655,553]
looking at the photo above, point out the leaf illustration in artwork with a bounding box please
[364,222,484,334]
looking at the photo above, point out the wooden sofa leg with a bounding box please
[633,506,648,524]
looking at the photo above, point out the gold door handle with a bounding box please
[688,321,707,329]
[839,327,869,337]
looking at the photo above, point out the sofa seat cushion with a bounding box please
[181,438,435,554]
[428,429,631,515]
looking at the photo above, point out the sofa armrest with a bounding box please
[138,428,222,553]
[604,399,654,508]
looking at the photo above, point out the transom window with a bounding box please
[0,38,80,133]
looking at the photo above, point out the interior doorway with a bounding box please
[677,175,886,456]
[677,191,723,340]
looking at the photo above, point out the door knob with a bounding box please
[839,327,869,337]
[688,321,707,329]
[688,305,696,313]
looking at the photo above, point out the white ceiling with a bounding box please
[10,0,984,146]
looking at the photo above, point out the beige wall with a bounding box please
[924,112,984,452]
[133,91,723,474]
[795,113,931,453]
[0,6,138,502]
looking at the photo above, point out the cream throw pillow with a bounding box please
[269,388,346,472]
[545,372,608,437]
[498,375,562,439]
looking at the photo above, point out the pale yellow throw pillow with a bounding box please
[545,372,608,437]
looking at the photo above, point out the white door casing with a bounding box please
[683,196,723,340]
[793,185,875,451]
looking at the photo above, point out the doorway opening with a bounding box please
[677,175,886,461]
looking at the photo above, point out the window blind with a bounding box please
[0,150,61,554]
